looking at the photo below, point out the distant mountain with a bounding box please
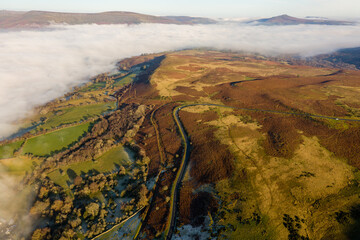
[164,16,217,24]
[249,14,354,25]
[0,10,217,28]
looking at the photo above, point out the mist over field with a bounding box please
[1,22,360,138]
[0,167,34,237]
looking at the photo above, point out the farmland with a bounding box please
[0,156,42,177]
[47,145,134,190]
[22,122,91,156]
[38,102,115,131]
[0,140,24,159]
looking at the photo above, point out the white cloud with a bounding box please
[1,23,360,138]
[0,168,34,239]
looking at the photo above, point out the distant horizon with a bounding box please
[2,0,360,19]
[1,9,359,21]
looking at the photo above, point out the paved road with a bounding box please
[164,106,191,240]
[164,102,360,240]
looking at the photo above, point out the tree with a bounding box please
[137,184,149,208]
[119,165,126,175]
[30,200,50,216]
[69,218,81,228]
[73,176,83,186]
[51,199,64,212]
[84,202,100,219]
[89,182,99,193]
[31,227,51,240]
[38,186,49,199]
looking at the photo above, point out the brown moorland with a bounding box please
[10,49,360,240]
[125,50,360,239]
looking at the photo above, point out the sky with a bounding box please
[2,0,360,19]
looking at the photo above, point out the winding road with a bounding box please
[164,106,191,239]
[164,102,360,240]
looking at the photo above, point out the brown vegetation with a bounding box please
[179,110,234,186]
[261,116,303,158]
[17,50,360,239]
[189,131,234,185]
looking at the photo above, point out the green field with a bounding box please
[22,122,91,157]
[0,157,42,176]
[80,82,107,92]
[0,140,24,159]
[39,102,115,130]
[48,146,134,189]
[113,73,136,87]
[79,73,136,92]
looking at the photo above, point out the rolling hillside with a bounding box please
[249,14,354,25]
[0,10,216,28]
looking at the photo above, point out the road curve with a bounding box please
[164,102,360,240]
[164,106,191,240]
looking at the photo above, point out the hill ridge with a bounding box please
[0,10,216,28]
[250,14,354,25]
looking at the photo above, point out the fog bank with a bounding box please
[0,168,34,239]
[1,23,360,138]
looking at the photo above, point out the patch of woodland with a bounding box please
[133,109,161,177]
[30,151,150,239]
[24,103,149,185]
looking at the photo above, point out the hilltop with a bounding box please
[0,10,216,28]
[249,14,354,25]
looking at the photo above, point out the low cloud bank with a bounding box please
[0,168,34,238]
[1,23,360,138]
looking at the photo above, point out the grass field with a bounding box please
[79,73,135,92]
[0,140,24,159]
[80,82,106,92]
[22,122,91,156]
[0,156,42,176]
[113,73,136,87]
[39,102,115,130]
[48,146,134,190]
